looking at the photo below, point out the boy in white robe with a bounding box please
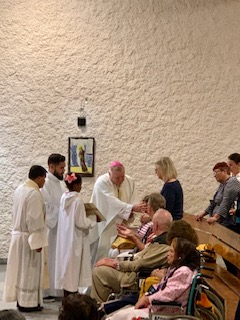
[55,173,96,298]
[3,165,48,312]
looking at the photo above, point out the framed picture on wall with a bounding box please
[68,137,95,177]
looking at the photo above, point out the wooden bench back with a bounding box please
[183,213,240,269]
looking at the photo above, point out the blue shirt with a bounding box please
[161,180,183,220]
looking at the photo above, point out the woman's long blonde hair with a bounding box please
[155,157,177,182]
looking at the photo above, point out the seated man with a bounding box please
[90,209,172,303]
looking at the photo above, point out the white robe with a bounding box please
[90,173,138,262]
[3,179,48,307]
[55,191,96,292]
[41,172,65,297]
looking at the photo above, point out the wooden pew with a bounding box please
[184,213,240,320]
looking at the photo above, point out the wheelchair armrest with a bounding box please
[138,268,155,278]
[151,300,182,307]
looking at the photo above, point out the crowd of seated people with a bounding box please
[105,237,200,320]
[91,156,240,319]
[97,219,199,317]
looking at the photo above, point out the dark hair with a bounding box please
[0,309,26,320]
[158,237,200,291]
[171,237,200,271]
[28,165,47,180]
[58,293,99,320]
[213,162,230,175]
[64,172,82,191]
[48,153,66,165]
[167,220,199,246]
[228,153,240,164]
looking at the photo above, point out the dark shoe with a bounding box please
[17,302,44,312]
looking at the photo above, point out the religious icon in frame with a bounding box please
[68,137,95,177]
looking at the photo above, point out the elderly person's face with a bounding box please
[228,159,240,176]
[213,168,228,183]
[109,167,125,187]
[167,242,177,265]
[146,201,155,218]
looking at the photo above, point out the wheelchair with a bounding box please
[104,249,223,320]
[149,266,224,320]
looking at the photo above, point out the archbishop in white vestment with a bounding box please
[3,175,48,308]
[55,191,96,292]
[90,162,139,262]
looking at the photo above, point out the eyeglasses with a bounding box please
[213,170,222,176]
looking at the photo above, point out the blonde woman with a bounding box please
[155,157,183,220]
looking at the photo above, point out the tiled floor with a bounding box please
[0,265,61,320]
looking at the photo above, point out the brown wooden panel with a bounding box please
[184,213,240,320]
[184,213,240,252]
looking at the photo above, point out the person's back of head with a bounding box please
[167,220,199,246]
[148,193,166,212]
[59,293,98,320]
[152,209,173,235]
[0,309,26,320]
[28,165,47,180]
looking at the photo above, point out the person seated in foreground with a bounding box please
[0,310,26,320]
[58,293,99,320]
[91,209,173,303]
[98,219,199,316]
[105,237,200,320]
[116,193,166,252]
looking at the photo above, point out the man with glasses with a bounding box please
[195,162,240,227]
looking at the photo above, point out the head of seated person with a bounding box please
[146,193,166,218]
[168,237,200,271]
[152,209,173,236]
[58,293,99,320]
[0,310,26,320]
[167,220,199,247]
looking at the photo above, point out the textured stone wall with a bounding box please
[1,0,240,258]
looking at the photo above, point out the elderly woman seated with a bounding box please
[104,237,200,320]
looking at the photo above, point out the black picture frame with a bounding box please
[68,137,95,177]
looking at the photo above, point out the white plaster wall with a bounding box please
[1,0,240,258]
